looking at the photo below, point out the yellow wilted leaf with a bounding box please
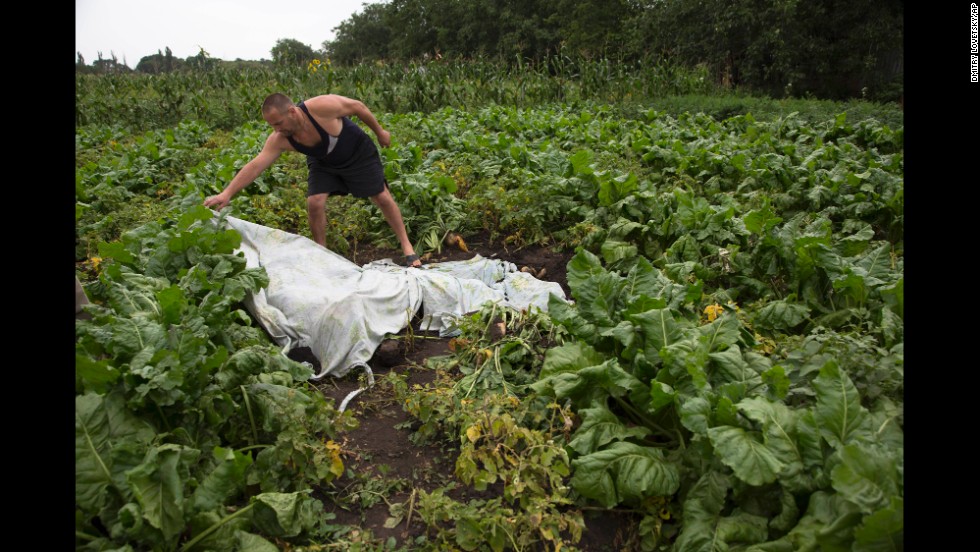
[703,303,724,322]
[466,424,481,442]
[445,232,469,252]
[324,440,344,477]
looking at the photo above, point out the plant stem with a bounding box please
[179,503,255,552]
[235,444,271,453]
[405,487,417,529]
[671,408,687,449]
[156,403,172,432]
[75,531,98,542]
[612,396,671,436]
[241,385,259,445]
[355,489,394,508]
[579,505,644,514]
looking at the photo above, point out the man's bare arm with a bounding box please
[309,94,391,148]
[204,134,287,209]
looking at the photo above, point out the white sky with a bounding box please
[75,0,373,66]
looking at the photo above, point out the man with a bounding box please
[203,93,421,267]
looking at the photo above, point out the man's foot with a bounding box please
[405,253,422,268]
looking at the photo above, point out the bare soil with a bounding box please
[286,231,641,550]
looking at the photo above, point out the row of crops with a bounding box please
[76,65,903,551]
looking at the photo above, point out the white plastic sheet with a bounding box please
[225,216,569,380]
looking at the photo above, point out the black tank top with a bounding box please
[286,101,369,165]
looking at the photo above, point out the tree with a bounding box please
[76,51,96,74]
[271,38,316,66]
[627,0,902,100]
[325,2,394,63]
[552,0,638,57]
[92,51,131,74]
[185,47,217,71]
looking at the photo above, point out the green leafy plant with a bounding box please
[76,200,357,550]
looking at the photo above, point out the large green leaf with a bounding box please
[546,293,597,340]
[191,446,254,513]
[76,350,120,394]
[600,238,638,265]
[649,380,676,411]
[567,405,652,455]
[250,491,320,538]
[75,394,115,511]
[697,313,742,353]
[246,382,319,435]
[813,361,872,448]
[678,396,712,435]
[746,490,861,552]
[630,307,683,357]
[109,315,168,362]
[155,284,187,325]
[104,273,169,316]
[716,512,770,548]
[879,278,903,319]
[795,410,827,471]
[76,392,155,511]
[569,149,594,176]
[186,509,253,552]
[743,200,782,235]
[707,425,784,486]
[223,266,271,298]
[879,307,903,348]
[530,358,642,405]
[853,243,895,286]
[662,336,711,392]
[126,444,199,543]
[538,340,606,378]
[99,240,137,266]
[624,256,689,308]
[831,444,900,514]
[598,172,639,206]
[570,441,680,508]
[235,531,281,552]
[852,497,903,552]
[836,224,875,256]
[601,320,640,351]
[709,345,763,387]
[752,300,810,332]
[573,270,625,329]
[672,470,729,552]
[737,397,804,480]
[566,248,606,294]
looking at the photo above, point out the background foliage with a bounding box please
[77,0,903,102]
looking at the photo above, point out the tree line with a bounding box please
[76,0,903,102]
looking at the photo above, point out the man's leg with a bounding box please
[369,187,420,266]
[307,193,329,247]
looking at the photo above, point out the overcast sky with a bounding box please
[76,0,371,66]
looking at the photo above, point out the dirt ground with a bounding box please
[286,232,641,550]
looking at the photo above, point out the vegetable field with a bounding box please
[76,63,903,551]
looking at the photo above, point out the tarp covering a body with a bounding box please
[225,216,568,379]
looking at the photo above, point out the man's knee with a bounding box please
[307,194,328,212]
[370,187,396,208]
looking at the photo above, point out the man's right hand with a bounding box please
[204,193,231,210]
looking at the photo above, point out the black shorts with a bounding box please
[306,139,386,198]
